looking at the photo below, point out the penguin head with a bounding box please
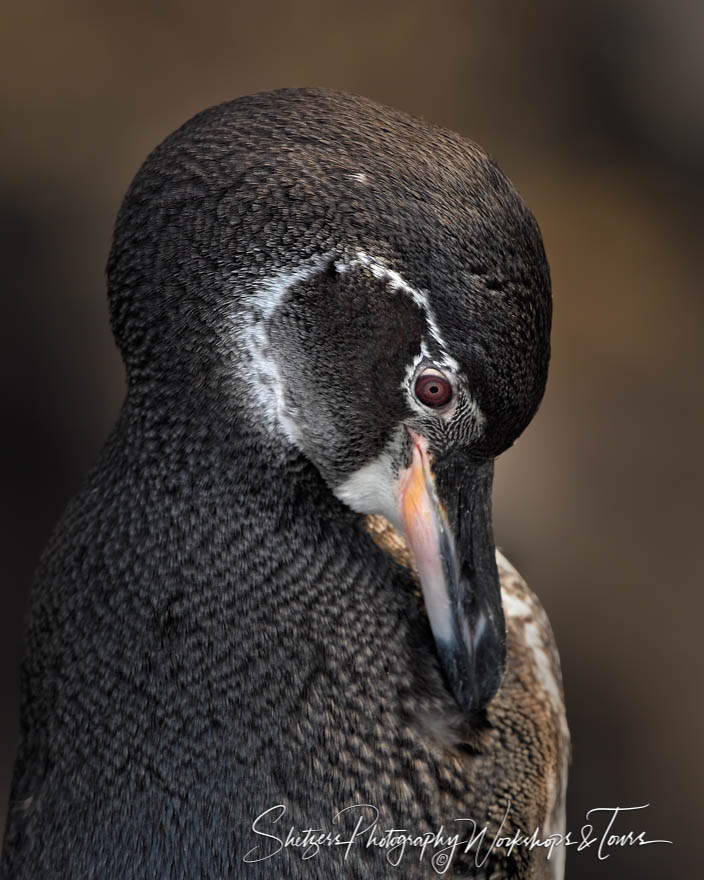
[107,88,551,714]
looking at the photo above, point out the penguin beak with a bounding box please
[399,431,506,714]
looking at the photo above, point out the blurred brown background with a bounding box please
[1,1,702,876]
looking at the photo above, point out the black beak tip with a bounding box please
[436,624,507,715]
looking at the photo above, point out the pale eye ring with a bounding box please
[414,370,454,409]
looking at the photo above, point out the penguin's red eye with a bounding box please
[414,371,453,408]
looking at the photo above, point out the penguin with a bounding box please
[1,88,569,879]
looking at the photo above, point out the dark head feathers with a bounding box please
[107,87,550,455]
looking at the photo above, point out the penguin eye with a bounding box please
[414,370,453,409]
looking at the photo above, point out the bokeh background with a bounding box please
[1,1,702,876]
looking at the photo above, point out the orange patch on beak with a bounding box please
[401,439,432,527]
[399,431,455,642]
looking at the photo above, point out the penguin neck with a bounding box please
[111,389,382,608]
